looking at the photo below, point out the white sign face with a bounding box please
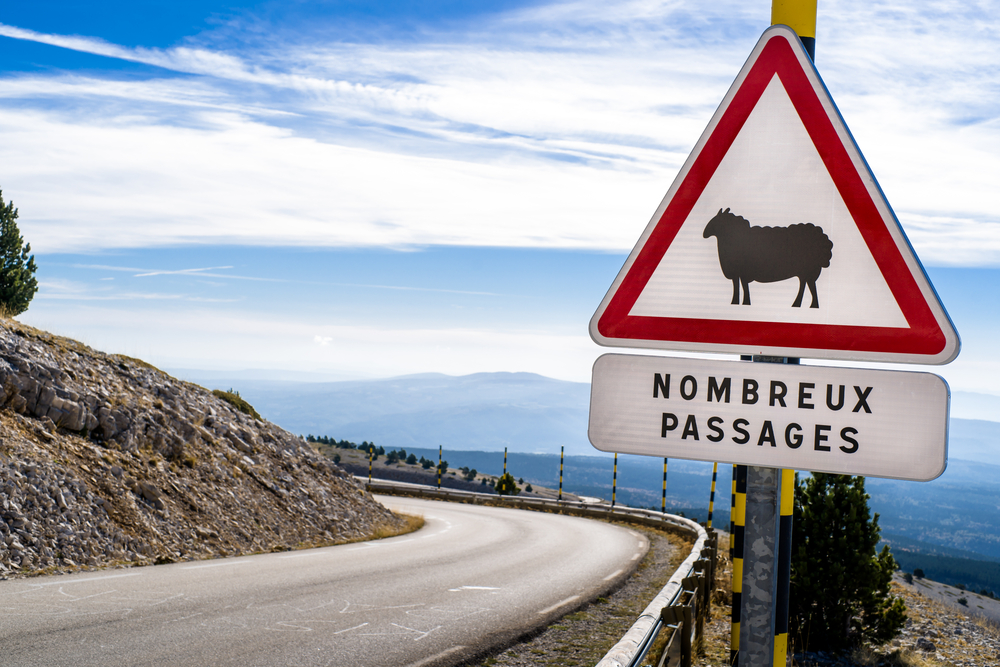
[589,25,960,365]
[589,354,949,481]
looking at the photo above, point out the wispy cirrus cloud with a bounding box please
[64,262,505,295]
[0,1,998,264]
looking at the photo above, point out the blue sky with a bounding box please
[1,1,999,409]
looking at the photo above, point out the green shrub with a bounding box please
[211,389,261,420]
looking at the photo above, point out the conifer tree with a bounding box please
[494,472,520,496]
[0,190,38,316]
[790,473,906,652]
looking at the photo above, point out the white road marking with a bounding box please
[448,586,500,592]
[181,560,250,570]
[404,645,467,667]
[538,595,580,615]
[631,553,641,561]
[603,569,624,581]
[278,550,330,559]
[33,572,142,586]
[333,622,369,635]
[391,622,441,641]
[166,612,205,624]
[55,588,116,601]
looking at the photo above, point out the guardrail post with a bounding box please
[661,605,693,667]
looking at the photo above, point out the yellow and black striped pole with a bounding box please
[611,453,618,508]
[437,444,442,489]
[771,0,816,59]
[774,469,795,667]
[558,446,564,501]
[708,462,719,529]
[503,447,508,476]
[368,443,373,484]
[661,457,668,513]
[730,464,747,666]
[730,464,737,560]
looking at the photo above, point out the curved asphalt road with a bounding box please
[0,496,647,667]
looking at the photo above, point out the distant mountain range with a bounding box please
[174,369,1000,560]
[177,371,595,456]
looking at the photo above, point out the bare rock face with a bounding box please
[0,320,402,577]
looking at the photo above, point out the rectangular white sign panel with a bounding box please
[589,354,949,481]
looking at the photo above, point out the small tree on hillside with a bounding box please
[0,190,38,317]
[790,473,906,653]
[495,472,520,496]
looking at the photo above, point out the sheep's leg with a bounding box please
[731,278,740,305]
[792,278,807,308]
[808,280,819,308]
[741,278,751,305]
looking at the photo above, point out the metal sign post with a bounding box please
[739,466,779,665]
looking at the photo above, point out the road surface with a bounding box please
[0,496,647,666]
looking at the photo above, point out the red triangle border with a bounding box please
[595,31,948,358]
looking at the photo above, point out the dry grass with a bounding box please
[303,511,426,549]
[371,512,425,540]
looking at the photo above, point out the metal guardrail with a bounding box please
[364,478,718,667]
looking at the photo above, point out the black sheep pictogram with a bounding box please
[703,207,833,308]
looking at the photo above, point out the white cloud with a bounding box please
[20,303,605,382]
[0,1,997,263]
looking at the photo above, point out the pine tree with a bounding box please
[0,190,38,317]
[790,473,906,652]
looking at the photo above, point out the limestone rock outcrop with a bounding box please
[0,320,402,577]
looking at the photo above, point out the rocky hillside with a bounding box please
[0,320,403,577]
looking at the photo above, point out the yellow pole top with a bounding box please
[771,0,817,38]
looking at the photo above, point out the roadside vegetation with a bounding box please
[791,473,906,653]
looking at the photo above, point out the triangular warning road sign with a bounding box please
[590,25,959,365]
